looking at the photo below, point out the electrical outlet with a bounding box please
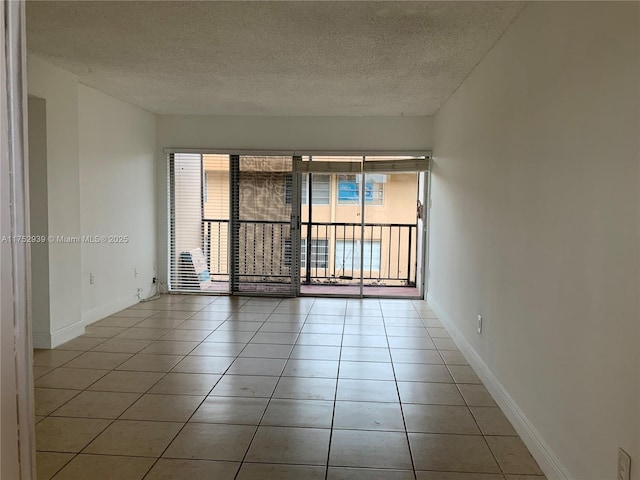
[477,314,483,334]
[89,273,95,285]
[618,448,631,480]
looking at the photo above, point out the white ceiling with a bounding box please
[26,1,525,116]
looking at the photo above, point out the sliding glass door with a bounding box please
[296,155,428,298]
[231,155,297,295]
[361,167,420,296]
[298,156,363,296]
[169,153,230,293]
[168,152,427,298]
[169,153,297,296]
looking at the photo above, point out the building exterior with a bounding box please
[196,155,420,290]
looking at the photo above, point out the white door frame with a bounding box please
[1,1,36,478]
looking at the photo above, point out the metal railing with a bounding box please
[203,219,229,278]
[302,222,417,286]
[203,219,417,286]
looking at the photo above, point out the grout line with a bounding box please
[39,414,116,479]
[322,304,347,480]
[445,358,507,476]
[421,306,508,476]
[41,295,260,479]
[141,298,286,480]
[232,298,319,480]
[37,326,187,480]
[382,301,419,480]
[40,451,76,480]
[38,295,525,479]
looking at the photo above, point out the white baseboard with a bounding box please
[48,319,88,348]
[427,293,572,480]
[81,294,138,326]
[34,322,86,349]
[41,295,138,349]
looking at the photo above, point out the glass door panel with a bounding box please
[170,153,231,293]
[233,155,295,295]
[332,172,364,295]
[202,154,230,292]
[298,156,363,296]
[296,155,426,298]
[362,166,420,298]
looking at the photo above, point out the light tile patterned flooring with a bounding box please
[33,295,546,480]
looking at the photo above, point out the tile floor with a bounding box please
[33,295,546,480]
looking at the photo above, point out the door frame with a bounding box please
[164,149,431,299]
[294,158,365,298]
[294,156,430,300]
[230,154,298,297]
[2,1,36,477]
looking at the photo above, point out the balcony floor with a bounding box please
[199,281,421,298]
[300,284,420,297]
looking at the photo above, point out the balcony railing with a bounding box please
[203,219,417,286]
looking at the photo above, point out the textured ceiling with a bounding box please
[26,1,525,116]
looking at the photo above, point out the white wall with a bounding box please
[27,56,157,346]
[156,115,433,283]
[28,96,50,341]
[429,3,639,480]
[157,115,433,153]
[79,84,156,323]
[27,56,82,347]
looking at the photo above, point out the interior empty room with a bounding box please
[1,1,638,480]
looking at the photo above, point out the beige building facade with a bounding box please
[199,154,420,288]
